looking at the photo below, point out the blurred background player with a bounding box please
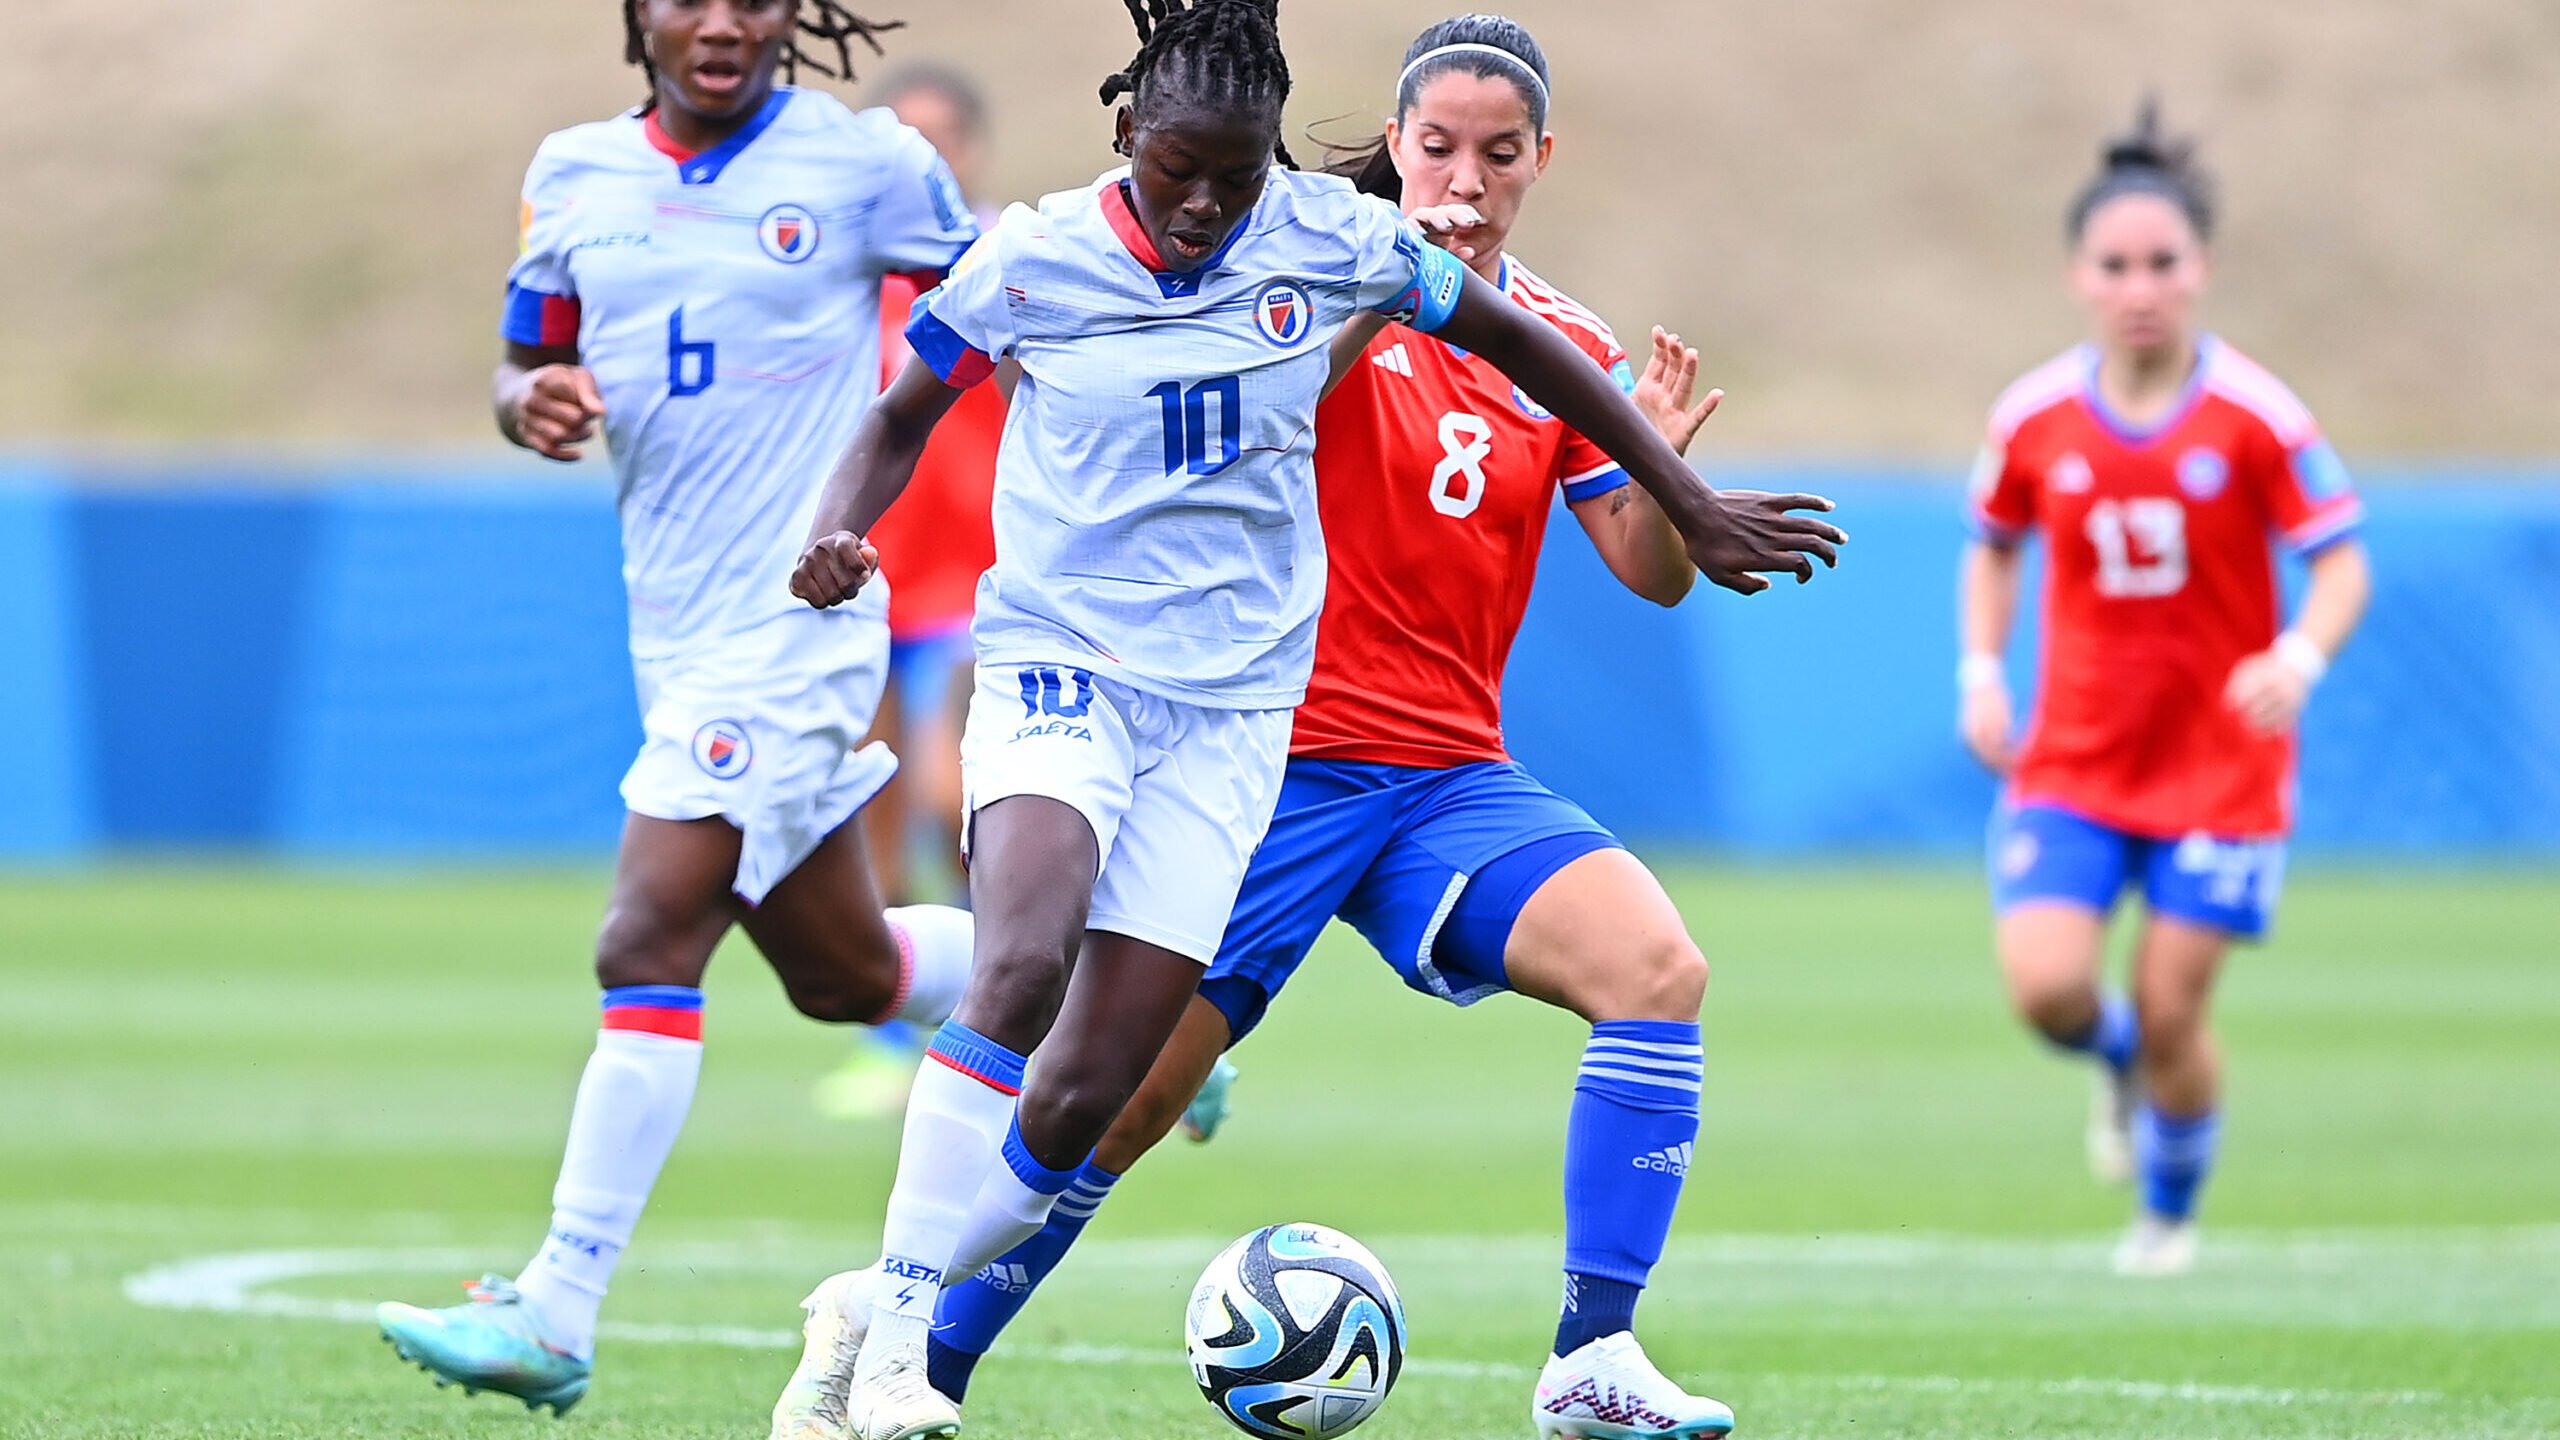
[908,17,1749,1438]
[817,62,1009,1123]
[773,5,1841,1437]
[1958,101,2370,1276]
[371,0,982,1414]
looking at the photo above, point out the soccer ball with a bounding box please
[1184,1222,1405,1439]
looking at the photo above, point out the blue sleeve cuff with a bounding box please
[1562,466,1631,504]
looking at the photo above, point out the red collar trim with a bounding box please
[642,109,701,164]
[1100,180,1168,272]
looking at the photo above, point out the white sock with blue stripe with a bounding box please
[1557,1019,1703,1356]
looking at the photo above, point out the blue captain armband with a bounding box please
[1376,228,1469,334]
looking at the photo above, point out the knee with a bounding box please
[2006,971,2097,1041]
[1020,1071,1136,1163]
[2132,996,2206,1063]
[1623,934,1709,1021]
[592,900,706,992]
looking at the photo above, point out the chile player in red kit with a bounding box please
[904,15,1828,1437]
[1959,103,2372,1275]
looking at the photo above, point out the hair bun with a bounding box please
[2101,94,2191,175]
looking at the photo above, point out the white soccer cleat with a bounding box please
[847,1341,960,1440]
[1533,1332,1735,1439]
[2087,1064,2137,1185]
[2112,1213,2199,1276]
[770,1269,877,1440]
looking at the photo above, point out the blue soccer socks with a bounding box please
[2053,990,2141,1074]
[929,1159,1121,1401]
[1557,1019,1703,1356]
[2133,1104,2221,1221]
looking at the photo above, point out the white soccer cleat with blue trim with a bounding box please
[1533,1332,1735,1439]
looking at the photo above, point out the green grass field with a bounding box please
[4,864,2556,1439]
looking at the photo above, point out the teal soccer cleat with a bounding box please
[378,1274,591,1416]
[1178,1055,1240,1143]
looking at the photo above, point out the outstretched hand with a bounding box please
[1686,490,1845,595]
[1631,326,1720,456]
[791,531,881,609]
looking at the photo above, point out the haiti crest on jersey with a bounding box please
[1254,280,1314,346]
[691,719,753,780]
[2177,447,2230,500]
[758,204,820,264]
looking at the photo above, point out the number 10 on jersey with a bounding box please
[1149,378,1242,475]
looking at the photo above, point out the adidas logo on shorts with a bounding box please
[1631,1142,1693,1177]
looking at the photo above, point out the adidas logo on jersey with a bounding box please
[975,1262,1036,1295]
[1371,343,1414,377]
[1632,1142,1692,1177]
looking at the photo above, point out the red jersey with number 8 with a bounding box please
[1292,257,1635,767]
[1969,338,2364,838]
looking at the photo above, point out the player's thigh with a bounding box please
[1335,763,1616,1013]
[954,663,1139,1049]
[737,814,903,1022]
[1503,847,1705,1024]
[2127,912,2230,1036]
[1195,760,1410,1045]
[1989,801,2135,1001]
[595,813,745,988]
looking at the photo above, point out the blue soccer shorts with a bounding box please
[1198,758,1622,1042]
[1988,800,2287,940]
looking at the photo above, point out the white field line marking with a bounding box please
[123,1246,2455,1411]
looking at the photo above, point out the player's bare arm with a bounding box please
[2225,538,2372,733]
[792,357,968,608]
[1432,267,1844,594]
[1573,325,1720,606]
[493,340,603,462]
[1957,537,2026,774]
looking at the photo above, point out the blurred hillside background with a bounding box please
[11,0,2560,453]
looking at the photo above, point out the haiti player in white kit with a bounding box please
[769,5,1844,1437]
[373,1,981,1415]
[909,17,1754,1437]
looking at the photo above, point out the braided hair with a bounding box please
[1325,14,1552,203]
[1100,0,1296,168]
[621,0,903,108]
[2068,96,2216,244]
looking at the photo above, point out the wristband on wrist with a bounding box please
[2273,629,2329,686]
[1957,652,2007,693]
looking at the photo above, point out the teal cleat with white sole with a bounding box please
[1178,1055,1239,1143]
[378,1274,591,1416]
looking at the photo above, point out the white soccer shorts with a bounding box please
[959,662,1290,963]
[621,599,896,906]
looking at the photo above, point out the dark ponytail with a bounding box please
[1322,13,1551,202]
[2067,96,2216,243]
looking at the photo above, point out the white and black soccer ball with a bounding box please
[1184,1222,1406,1440]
